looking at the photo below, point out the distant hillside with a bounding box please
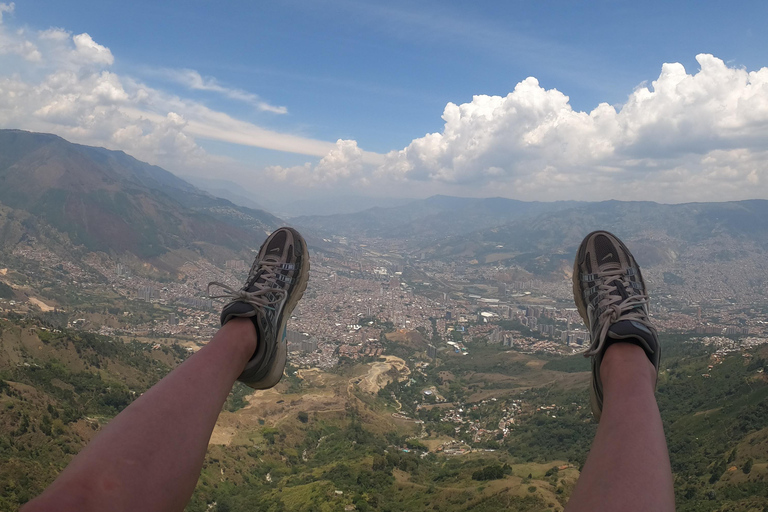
[295,194,768,272]
[293,195,581,239]
[0,130,282,263]
[419,199,768,261]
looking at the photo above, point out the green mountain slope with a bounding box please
[0,130,282,260]
[4,314,768,512]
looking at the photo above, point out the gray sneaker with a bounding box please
[572,230,660,421]
[209,227,310,389]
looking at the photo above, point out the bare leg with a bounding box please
[22,318,257,512]
[565,343,675,512]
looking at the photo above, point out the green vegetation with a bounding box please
[0,281,13,299]
[0,322,190,511]
[224,382,252,412]
[2,315,768,512]
[472,463,512,481]
[542,354,590,373]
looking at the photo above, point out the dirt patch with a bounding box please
[357,356,410,394]
[296,368,329,387]
[241,386,349,426]
[694,407,723,416]
[209,425,238,446]
[69,418,101,444]
[28,297,55,312]
[484,252,516,264]
[421,436,456,451]
[385,330,428,349]
[419,402,455,411]
[467,388,525,403]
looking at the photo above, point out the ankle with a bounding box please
[217,318,258,362]
[600,343,656,393]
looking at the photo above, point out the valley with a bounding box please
[2,130,768,511]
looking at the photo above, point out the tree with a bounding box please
[743,458,754,475]
[710,460,727,484]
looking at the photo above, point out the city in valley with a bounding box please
[4,231,768,372]
[5,227,768,512]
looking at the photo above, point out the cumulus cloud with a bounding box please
[0,33,40,61]
[72,33,114,66]
[384,55,768,186]
[280,54,768,202]
[270,139,366,184]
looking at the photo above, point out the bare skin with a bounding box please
[565,343,676,512]
[21,318,257,512]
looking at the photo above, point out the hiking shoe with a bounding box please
[208,227,310,389]
[572,230,660,421]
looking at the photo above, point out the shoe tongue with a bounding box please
[607,320,654,355]
[599,262,622,273]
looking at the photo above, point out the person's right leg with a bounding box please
[567,231,675,511]
[565,342,675,512]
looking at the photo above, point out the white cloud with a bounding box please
[0,17,347,177]
[3,6,768,204]
[0,4,40,61]
[72,33,114,66]
[0,2,13,23]
[38,27,69,41]
[282,54,768,202]
[270,139,366,184]
[162,68,288,114]
[0,33,40,61]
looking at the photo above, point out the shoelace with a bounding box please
[584,268,654,358]
[208,258,287,312]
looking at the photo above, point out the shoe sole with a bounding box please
[249,228,310,389]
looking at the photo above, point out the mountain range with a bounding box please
[4,128,768,280]
[0,130,281,267]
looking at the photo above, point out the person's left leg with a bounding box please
[21,318,257,512]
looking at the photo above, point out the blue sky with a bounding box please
[2,0,768,206]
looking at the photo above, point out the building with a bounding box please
[300,338,318,352]
[286,330,305,344]
[137,286,157,302]
[225,260,246,271]
[178,297,213,309]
